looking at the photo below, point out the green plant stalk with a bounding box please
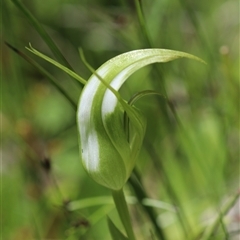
[177,0,215,62]
[132,0,164,77]
[3,0,26,110]
[10,0,74,72]
[131,3,205,235]
[112,189,136,240]
[219,212,229,240]
[124,92,166,240]
[144,141,190,238]
[133,0,173,124]
[201,190,240,240]
[108,217,129,240]
[5,42,77,110]
[133,0,153,47]
[129,172,166,240]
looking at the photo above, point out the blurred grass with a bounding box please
[1,0,239,239]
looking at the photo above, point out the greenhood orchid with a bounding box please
[26,46,204,191]
[26,42,205,240]
[77,49,205,190]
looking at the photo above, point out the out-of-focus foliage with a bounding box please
[1,0,239,239]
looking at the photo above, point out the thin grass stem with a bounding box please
[129,172,166,240]
[133,0,153,47]
[10,0,74,71]
[5,42,77,110]
[177,0,215,62]
[144,141,191,238]
[201,190,240,240]
[219,213,229,240]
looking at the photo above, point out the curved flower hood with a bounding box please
[77,49,204,190]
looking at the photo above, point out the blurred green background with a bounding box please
[1,0,239,239]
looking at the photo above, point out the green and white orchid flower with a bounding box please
[77,49,205,190]
[26,46,205,240]
[26,46,204,191]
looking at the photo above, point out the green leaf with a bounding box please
[26,44,87,85]
[77,48,205,190]
[67,195,137,212]
[107,217,129,240]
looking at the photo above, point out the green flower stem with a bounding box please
[129,172,166,240]
[112,189,136,240]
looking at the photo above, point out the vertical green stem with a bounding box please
[133,0,153,47]
[144,141,191,238]
[112,189,136,240]
[129,172,166,240]
[11,0,73,71]
[133,0,174,125]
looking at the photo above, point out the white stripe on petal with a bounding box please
[85,129,100,170]
[101,64,136,116]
